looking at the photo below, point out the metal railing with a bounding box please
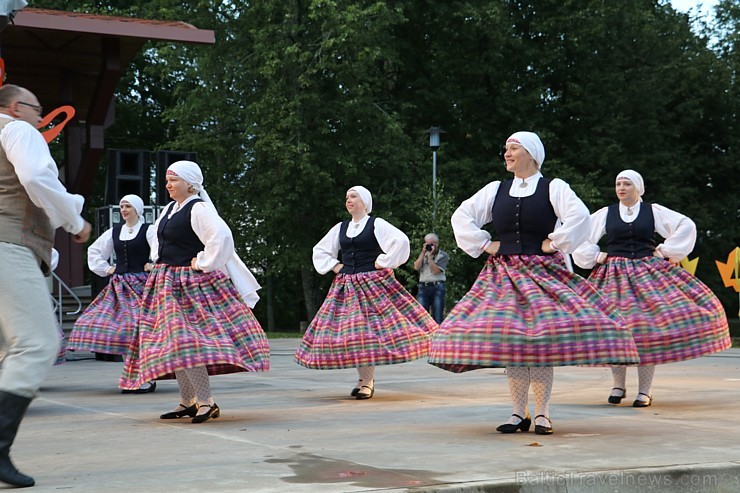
[50,272,82,327]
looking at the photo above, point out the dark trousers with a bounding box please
[417,282,445,324]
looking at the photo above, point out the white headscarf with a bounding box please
[167,160,215,205]
[616,169,645,198]
[506,131,546,167]
[347,185,372,213]
[119,194,144,220]
[166,160,261,307]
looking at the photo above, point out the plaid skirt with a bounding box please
[429,254,640,372]
[119,265,269,390]
[68,272,149,355]
[295,269,438,369]
[587,256,730,364]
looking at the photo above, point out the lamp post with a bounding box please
[428,126,444,225]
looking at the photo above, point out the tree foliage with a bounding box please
[32,0,740,325]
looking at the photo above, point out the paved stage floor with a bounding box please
[7,340,740,492]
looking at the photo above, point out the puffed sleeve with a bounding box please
[145,223,156,254]
[373,218,410,269]
[451,181,499,258]
[3,121,85,234]
[572,207,609,269]
[312,222,342,275]
[547,178,591,254]
[149,205,170,263]
[191,202,235,272]
[652,203,696,262]
[87,228,115,277]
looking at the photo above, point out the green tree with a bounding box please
[31,0,738,323]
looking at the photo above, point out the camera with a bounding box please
[425,244,433,251]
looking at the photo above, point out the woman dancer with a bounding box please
[295,186,437,399]
[120,161,269,422]
[68,195,156,392]
[429,131,639,434]
[573,169,730,407]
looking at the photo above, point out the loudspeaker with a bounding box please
[106,149,152,205]
[155,151,197,205]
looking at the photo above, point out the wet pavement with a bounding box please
[7,339,740,492]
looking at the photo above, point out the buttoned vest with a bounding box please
[491,178,557,255]
[605,202,656,259]
[339,217,382,274]
[157,199,206,266]
[113,224,151,274]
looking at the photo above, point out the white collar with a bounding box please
[619,200,641,212]
[512,172,542,187]
[351,214,369,225]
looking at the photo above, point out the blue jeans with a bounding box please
[417,282,445,324]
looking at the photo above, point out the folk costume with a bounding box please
[0,86,89,487]
[573,170,730,407]
[69,196,155,388]
[295,186,437,399]
[120,161,269,423]
[428,132,639,435]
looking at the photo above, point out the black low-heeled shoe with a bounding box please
[632,393,652,408]
[160,403,198,419]
[496,414,531,433]
[122,381,157,394]
[192,403,220,423]
[608,387,626,404]
[355,385,374,400]
[351,380,365,397]
[534,415,553,435]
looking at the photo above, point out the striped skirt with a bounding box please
[429,254,640,372]
[587,256,730,364]
[68,272,149,355]
[295,269,438,369]
[119,265,269,390]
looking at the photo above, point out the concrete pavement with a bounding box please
[7,339,740,492]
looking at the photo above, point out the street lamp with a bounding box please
[427,126,445,225]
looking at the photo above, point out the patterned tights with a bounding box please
[175,367,214,408]
[356,366,375,389]
[611,365,655,400]
[506,367,553,427]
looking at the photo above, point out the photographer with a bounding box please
[412,233,449,323]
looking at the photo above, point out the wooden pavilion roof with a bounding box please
[0,7,215,286]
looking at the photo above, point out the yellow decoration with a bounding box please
[679,256,699,275]
[715,247,740,293]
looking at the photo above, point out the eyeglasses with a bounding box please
[17,101,43,115]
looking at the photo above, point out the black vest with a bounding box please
[605,202,656,259]
[157,199,206,266]
[339,217,383,274]
[113,224,151,274]
[491,178,557,255]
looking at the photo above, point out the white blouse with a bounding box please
[572,202,697,269]
[312,215,411,275]
[151,195,234,272]
[151,195,261,308]
[87,220,156,277]
[451,172,591,258]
